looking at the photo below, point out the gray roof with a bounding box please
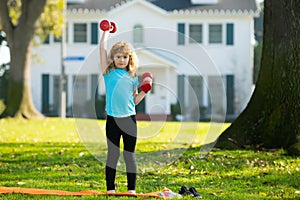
[67,0,258,12]
[67,0,121,10]
[150,0,257,12]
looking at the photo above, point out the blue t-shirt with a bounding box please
[103,68,139,117]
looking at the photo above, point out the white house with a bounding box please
[31,0,259,121]
[0,30,10,76]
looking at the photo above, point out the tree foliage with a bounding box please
[3,0,64,41]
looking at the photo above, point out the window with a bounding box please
[188,76,204,106]
[226,23,234,45]
[133,24,143,44]
[43,35,50,44]
[54,36,61,43]
[177,23,185,45]
[209,24,222,44]
[189,24,203,43]
[74,23,87,43]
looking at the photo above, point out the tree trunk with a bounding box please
[216,0,300,155]
[5,38,43,118]
[0,0,47,118]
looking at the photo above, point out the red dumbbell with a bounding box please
[140,72,153,93]
[99,20,117,33]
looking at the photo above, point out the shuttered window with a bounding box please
[74,23,87,43]
[209,24,222,44]
[189,24,203,43]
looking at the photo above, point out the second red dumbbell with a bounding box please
[140,72,153,93]
[99,20,117,33]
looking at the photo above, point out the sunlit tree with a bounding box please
[216,0,300,156]
[0,0,64,118]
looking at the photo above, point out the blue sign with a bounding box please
[65,56,85,61]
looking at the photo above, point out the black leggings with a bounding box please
[105,115,137,191]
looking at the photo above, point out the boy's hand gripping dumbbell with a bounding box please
[140,72,153,93]
[99,19,117,33]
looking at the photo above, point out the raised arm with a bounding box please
[100,31,109,74]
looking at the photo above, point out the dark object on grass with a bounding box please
[189,187,202,198]
[178,186,194,196]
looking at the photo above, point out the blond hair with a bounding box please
[105,41,138,77]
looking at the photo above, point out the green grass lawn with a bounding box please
[0,118,299,199]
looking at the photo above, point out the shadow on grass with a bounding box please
[0,143,299,199]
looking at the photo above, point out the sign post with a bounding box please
[59,1,67,118]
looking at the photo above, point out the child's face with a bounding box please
[113,53,130,69]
